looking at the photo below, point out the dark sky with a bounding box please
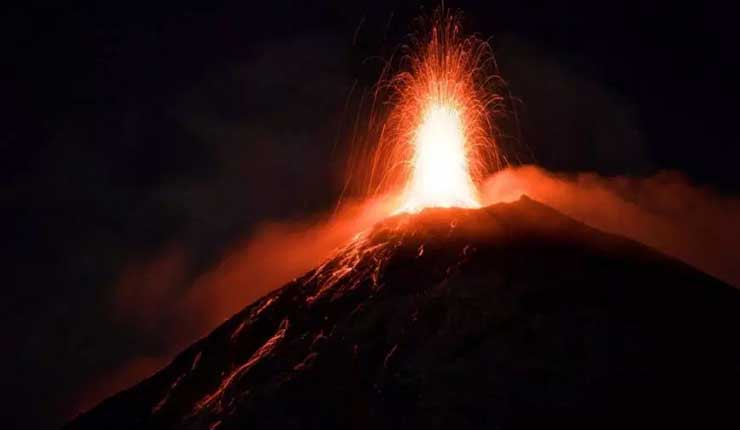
[3,1,740,428]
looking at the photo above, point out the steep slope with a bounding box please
[68,196,740,429]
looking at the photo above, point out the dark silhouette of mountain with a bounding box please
[67,197,740,429]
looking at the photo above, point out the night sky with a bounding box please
[4,1,740,428]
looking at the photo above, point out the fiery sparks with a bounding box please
[365,10,506,214]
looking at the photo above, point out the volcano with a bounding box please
[68,197,740,429]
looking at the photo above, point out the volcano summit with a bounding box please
[68,197,740,429]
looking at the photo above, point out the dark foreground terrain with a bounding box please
[68,197,740,429]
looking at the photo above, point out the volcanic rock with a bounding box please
[68,196,740,429]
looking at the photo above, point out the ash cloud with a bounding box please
[482,165,740,288]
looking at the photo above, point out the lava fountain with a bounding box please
[372,11,506,214]
[400,103,479,211]
[306,12,509,292]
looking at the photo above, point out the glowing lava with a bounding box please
[398,103,480,212]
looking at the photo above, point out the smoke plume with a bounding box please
[482,165,740,288]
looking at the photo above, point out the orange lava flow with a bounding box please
[378,12,504,214]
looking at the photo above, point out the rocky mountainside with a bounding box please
[68,196,740,429]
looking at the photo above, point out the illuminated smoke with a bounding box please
[482,165,740,288]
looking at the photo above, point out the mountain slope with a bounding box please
[68,196,740,429]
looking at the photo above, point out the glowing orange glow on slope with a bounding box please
[369,11,505,214]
